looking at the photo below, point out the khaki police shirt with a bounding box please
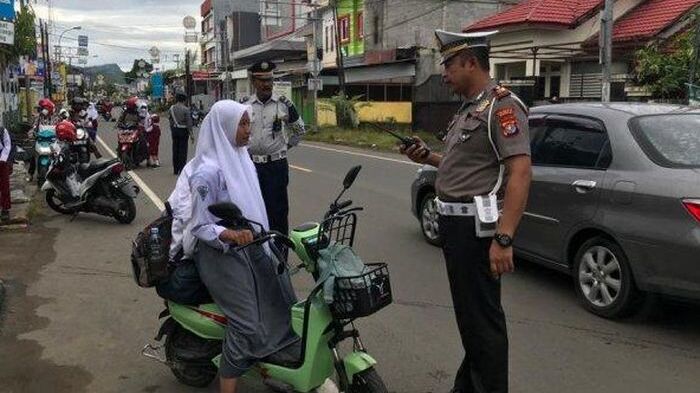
[243,93,305,156]
[435,80,530,202]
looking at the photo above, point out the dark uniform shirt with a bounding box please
[436,80,530,202]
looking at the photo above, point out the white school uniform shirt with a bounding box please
[167,161,194,260]
[187,164,232,254]
[0,128,11,162]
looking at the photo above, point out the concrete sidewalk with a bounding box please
[0,161,37,231]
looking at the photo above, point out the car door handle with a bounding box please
[572,180,597,193]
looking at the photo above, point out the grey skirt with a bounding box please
[194,241,298,378]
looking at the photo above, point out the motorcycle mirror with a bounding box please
[208,202,244,222]
[343,165,362,189]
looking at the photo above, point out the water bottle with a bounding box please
[149,227,162,261]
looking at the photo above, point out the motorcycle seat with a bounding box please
[79,158,119,178]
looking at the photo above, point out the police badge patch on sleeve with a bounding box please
[496,107,519,137]
[197,185,209,201]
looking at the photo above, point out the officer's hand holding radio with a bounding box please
[401,136,432,164]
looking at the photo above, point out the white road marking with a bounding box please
[96,136,166,212]
[300,142,421,167]
[290,164,312,173]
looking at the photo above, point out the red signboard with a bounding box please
[200,0,212,17]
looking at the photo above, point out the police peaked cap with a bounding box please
[248,61,277,80]
[435,29,497,64]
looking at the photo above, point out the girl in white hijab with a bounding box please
[188,100,297,393]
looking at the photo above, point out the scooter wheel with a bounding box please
[113,195,136,224]
[45,190,78,215]
[165,324,218,388]
[349,368,388,393]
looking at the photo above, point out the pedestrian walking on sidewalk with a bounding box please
[401,29,532,393]
[169,91,192,175]
[0,126,14,222]
[240,61,305,239]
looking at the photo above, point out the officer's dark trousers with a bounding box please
[439,214,508,393]
[171,127,189,175]
[255,158,290,236]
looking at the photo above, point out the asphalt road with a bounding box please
[1,117,699,393]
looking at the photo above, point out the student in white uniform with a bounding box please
[187,100,297,393]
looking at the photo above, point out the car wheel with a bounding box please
[419,192,442,247]
[573,236,642,318]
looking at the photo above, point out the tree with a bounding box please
[0,5,36,64]
[124,59,153,82]
[634,12,699,100]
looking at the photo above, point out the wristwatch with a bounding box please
[494,233,513,248]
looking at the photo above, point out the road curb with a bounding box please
[0,278,5,315]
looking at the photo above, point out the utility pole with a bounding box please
[600,0,613,102]
[44,20,52,97]
[185,49,192,107]
[332,1,346,97]
[687,13,700,88]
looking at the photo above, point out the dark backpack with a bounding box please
[131,202,174,287]
[0,128,17,164]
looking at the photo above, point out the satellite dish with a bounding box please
[183,16,197,30]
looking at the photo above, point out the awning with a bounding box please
[322,62,416,85]
[232,38,306,66]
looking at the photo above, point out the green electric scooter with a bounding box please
[142,166,392,392]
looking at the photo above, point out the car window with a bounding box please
[531,115,610,169]
[629,114,700,168]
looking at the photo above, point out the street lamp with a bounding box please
[57,26,82,61]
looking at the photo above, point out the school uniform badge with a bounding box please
[496,107,519,137]
[197,185,209,201]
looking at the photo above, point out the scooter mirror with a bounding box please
[343,165,362,189]
[208,202,244,223]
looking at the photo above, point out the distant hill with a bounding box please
[81,64,125,85]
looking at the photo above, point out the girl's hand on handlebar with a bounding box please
[220,229,254,246]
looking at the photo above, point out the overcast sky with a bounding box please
[32,0,201,71]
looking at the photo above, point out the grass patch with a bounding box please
[305,124,444,153]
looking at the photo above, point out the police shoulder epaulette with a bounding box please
[493,85,511,100]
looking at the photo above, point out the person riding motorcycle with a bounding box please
[26,98,57,181]
[117,96,142,130]
[69,97,102,160]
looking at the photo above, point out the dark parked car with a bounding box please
[411,103,700,318]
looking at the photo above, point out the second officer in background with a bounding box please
[241,61,305,237]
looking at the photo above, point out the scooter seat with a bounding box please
[79,158,119,178]
[262,339,302,368]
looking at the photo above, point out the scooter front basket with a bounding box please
[331,263,392,320]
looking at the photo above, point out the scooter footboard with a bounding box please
[343,351,377,381]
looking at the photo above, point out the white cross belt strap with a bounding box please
[250,150,287,164]
[436,198,477,217]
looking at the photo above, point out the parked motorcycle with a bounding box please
[117,125,149,169]
[34,125,57,187]
[141,166,391,392]
[42,142,140,224]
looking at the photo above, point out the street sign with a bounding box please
[149,46,160,58]
[78,57,87,65]
[0,0,15,22]
[77,47,89,56]
[273,81,292,99]
[151,72,164,99]
[184,32,198,43]
[308,78,323,91]
[0,21,14,45]
[78,35,88,47]
[183,15,197,30]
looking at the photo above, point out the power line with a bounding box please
[49,33,183,55]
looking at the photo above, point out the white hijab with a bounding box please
[191,100,269,231]
[87,103,98,120]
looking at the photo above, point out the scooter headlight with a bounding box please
[35,145,52,155]
[76,128,86,140]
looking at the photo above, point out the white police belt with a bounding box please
[250,150,287,164]
[436,199,477,216]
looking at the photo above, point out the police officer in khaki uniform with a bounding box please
[241,61,305,238]
[402,30,532,393]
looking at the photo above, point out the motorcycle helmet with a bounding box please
[56,120,77,142]
[59,108,70,120]
[150,113,160,124]
[126,96,139,111]
[137,101,148,118]
[38,98,56,116]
